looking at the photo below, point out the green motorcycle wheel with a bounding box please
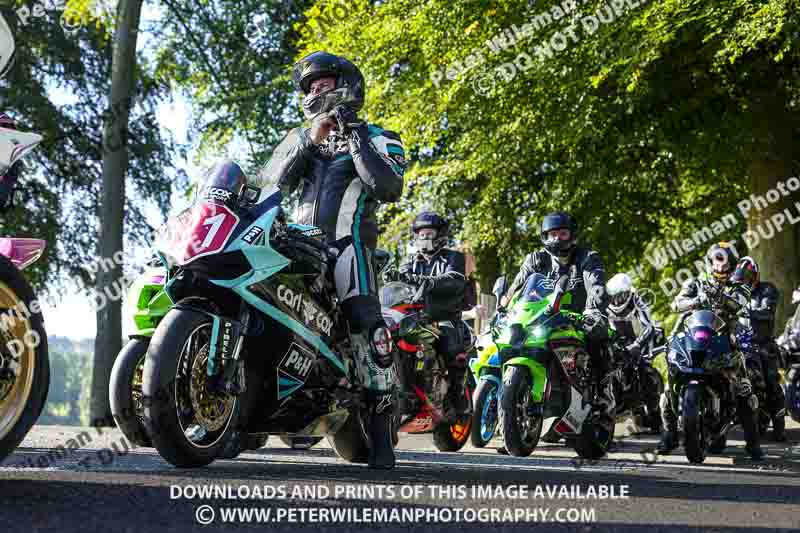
[501,366,543,457]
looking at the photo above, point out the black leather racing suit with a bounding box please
[740,281,785,438]
[665,277,761,452]
[398,249,470,413]
[506,247,615,423]
[0,161,20,212]
[255,123,406,396]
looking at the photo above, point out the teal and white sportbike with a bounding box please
[142,161,391,468]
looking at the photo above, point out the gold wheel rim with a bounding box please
[0,281,36,442]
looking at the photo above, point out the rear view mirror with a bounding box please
[492,276,508,300]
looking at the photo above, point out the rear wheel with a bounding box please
[109,338,151,447]
[433,384,473,452]
[708,433,727,453]
[470,379,499,448]
[501,366,543,457]
[0,257,49,463]
[142,309,240,468]
[327,408,369,463]
[574,416,613,460]
[682,385,707,464]
[280,435,323,450]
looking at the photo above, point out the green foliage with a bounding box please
[0,3,175,294]
[298,0,800,321]
[39,337,93,425]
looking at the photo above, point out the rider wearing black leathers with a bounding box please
[0,113,21,212]
[605,273,662,430]
[500,212,615,450]
[394,211,470,422]
[255,52,406,469]
[732,256,786,442]
[658,242,764,459]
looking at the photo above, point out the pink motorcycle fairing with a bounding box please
[0,238,45,270]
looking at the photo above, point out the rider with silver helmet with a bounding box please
[659,242,763,459]
[500,212,616,450]
[254,51,407,469]
[606,273,662,430]
[395,211,471,421]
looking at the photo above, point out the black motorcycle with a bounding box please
[777,304,800,423]
[667,308,749,464]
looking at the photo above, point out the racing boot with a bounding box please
[365,390,396,469]
[657,391,679,454]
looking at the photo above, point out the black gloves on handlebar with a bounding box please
[582,310,610,341]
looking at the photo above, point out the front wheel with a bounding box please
[470,379,499,448]
[109,338,151,447]
[501,366,542,457]
[142,309,240,468]
[682,384,707,464]
[0,257,49,463]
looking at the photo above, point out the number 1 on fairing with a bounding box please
[200,213,226,249]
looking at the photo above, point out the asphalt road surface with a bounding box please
[2,420,800,533]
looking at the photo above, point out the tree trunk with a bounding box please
[89,0,144,427]
[743,85,798,328]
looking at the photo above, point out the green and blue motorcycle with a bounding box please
[472,270,616,459]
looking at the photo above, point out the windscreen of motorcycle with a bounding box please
[520,273,554,303]
[685,310,726,333]
[154,162,246,266]
[380,281,416,308]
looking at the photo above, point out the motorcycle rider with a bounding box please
[254,52,406,469]
[0,113,22,212]
[605,273,662,432]
[393,211,471,422]
[731,256,786,441]
[658,242,764,459]
[498,212,615,452]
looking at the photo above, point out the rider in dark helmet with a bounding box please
[394,211,471,421]
[499,212,615,451]
[254,51,406,469]
[732,256,786,442]
[660,242,764,459]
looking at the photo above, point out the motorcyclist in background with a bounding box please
[498,212,615,452]
[0,113,22,213]
[391,211,471,422]
[254,51,406,469]
[731,256,786,442]
[605,273,662,431]
[658,242,763,459]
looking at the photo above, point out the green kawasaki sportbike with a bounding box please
[486,270,615,459]
[108,259,322,451]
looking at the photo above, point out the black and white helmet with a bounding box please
[291,51,365,121]
[606,273,634,315]
[540,212,578,258]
